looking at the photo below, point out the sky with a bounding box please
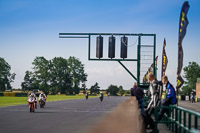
[0,0,200,90]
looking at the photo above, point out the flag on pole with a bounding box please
[161,38,168,78]
[176,1,190,89]
[143,56,158,83]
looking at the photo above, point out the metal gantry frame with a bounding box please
[59,33,156,88]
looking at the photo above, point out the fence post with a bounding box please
[188,113,191,130]
[179,110,182,133]
[169,106,172,130]
[154,107,159,133]
[183,111,186,133]
[194,115,198,129]
[172,107,175,132]
[175,108,178,133]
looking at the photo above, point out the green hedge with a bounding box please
[0,92,3,96]
[15,93,27,97]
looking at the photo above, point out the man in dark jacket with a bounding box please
[131,82,144,115]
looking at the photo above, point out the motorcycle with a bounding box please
[85,94,88,100]
[39,97,46,108]
[99,94,104,102]
[28,97,35,112]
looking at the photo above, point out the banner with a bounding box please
[176,1,190,89]
[143,56,158,83]
[161,38,168,78]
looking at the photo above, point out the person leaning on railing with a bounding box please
[143,72,162,132]
[146,72,163,115]
[157,75,177,121]
[130,82,144,115]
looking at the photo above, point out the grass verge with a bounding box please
[0,95,97,107]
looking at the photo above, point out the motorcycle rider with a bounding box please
[28,92,37,109]
[85,92,89,100]
[99,92,104,102]
[39,92,46,102]
[144,72,162,132]
[146,72,163,115]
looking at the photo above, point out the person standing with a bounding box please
[130,82,144,115]
[146,72,163,115]
[143,73,162,132]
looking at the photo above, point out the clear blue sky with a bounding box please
[0,0,200,90]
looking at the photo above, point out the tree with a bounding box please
[49,57,72,94]
[90,82,100,94]
[67,56,87,94]
[32,56,50,95]
[21,71,39,91]
[182,61,200,95]
[0,57,15,91]
[118,86,125,96]
[106,85,119,96]
[22,56,87,95]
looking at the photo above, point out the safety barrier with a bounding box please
[154,105,200,133]
[0,92,27,97]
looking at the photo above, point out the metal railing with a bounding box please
[154,105,200,133]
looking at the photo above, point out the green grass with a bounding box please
[0,95,97,107]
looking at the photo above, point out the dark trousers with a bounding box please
[158,99,171,121]
[138,98,144,115]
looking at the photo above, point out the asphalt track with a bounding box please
[0,96,127,133]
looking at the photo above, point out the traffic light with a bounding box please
[108,35,115,58]
[120,36,128,59]
[96,35,103,58]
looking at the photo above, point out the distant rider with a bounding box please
[85,92,89,100]
[39,92,46,103]
[99,92,104,102]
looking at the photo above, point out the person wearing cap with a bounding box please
[130,82,144,115]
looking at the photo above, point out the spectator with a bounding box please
[158,75,176,121]
[130,82,144,115]
[146,72,163,115]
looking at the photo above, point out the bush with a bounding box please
[3,92,15,96]
[15,93,27,97]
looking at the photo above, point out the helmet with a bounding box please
[31,93,34,97]
[100,92,102,94]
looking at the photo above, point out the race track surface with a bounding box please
[0,96,127,133]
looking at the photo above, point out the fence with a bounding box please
[154,105,200,133]
[0,92,27,97]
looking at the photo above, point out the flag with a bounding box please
[176,1,190,89]
[161,38,168,78]
[143,56,158,83]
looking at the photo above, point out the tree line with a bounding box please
[21,56,87,95]
[0,56,199,95]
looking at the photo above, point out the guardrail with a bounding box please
[154,105,200,133]
[0,92,27,97]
